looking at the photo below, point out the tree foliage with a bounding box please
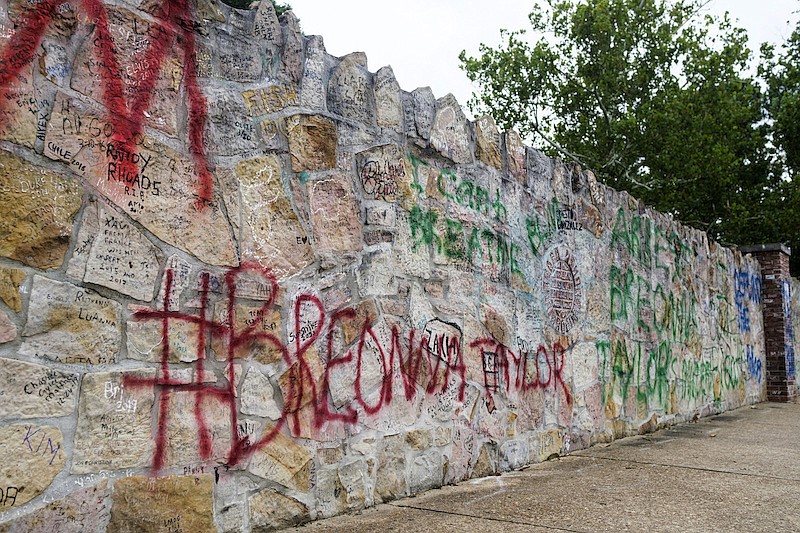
[460,0,798,273]
[222,0,292,15]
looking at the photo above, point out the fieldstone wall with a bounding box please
[0,1,773,531]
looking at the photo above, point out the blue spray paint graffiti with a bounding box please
[733,268,761,334]
[782,280,795,378]
[745,344,762,384]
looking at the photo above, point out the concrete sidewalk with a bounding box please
[288,402,800,532]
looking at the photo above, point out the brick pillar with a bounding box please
[740,244,796,402]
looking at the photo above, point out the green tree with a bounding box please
[761,23,800,274]
[222,0,292,14]
[460,0,795,272]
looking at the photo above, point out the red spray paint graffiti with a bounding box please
[124,263,284,470]
[124,264,470,472]
[0,0,213,208]
[470,337,572,405]
[125,264,573,472]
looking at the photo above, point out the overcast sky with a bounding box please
[284,0,800,118]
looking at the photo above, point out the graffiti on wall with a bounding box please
[124,264,569,472]
[734,268,761,333]
[783,280,796,378]
[0,0,214,207]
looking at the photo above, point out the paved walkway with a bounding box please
[289,402,800,532]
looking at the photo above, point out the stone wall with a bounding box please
[0,1,770,531]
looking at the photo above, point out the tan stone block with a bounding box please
[249,489,309,531]
[72,370,155,474]
[309,175,362,258]
[0,151,82,269]
[126,303,201,363]
[109,475,214,533]
[538,428,563,462]
[0,482,108,533]
[316,446,343,466]
[70,6,181,135]
[475,115,502,169]
[287,114,336,172]
[338,459,367,510]
[20,276,121,365]
[0,308,14,343]
[233,156,313,279]
[0,64,37,149]
[0,268,24,312]
[356,144,415,206]
[505,130,527,183]
[45,93,237,267]
[8,1,78,41]
[405,429,432,450]
[67,201,160,301]
[158,388,233,469]
[341,299,379,345]
[0,424,66,509]
[248,427,312,492]
[471,444,494,478]
[211,301,283,363]
[0,358,78,419]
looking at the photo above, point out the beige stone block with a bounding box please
[249,489,309,531]
[0,482,108,533]
[126,303,201,363]
[0,358,78,419]
[67,201,160,301]
[376,434,406,502]
[0,424,66,509]
[287,114,336,172]
[240,367,281,420]
[248,428,312,492]
[20,276,121,365]
[233,155,313,280]
[430,94,473,164]
[70,6,181,135]
[158,389,233,468]
[0,268,24,312]
[309,175,362,259]
[0,151,82,269]
[45,93,237,267]
[72,370,155,473]
[0,64,37,149]
[374,66,404,132]
[108,475,214,533]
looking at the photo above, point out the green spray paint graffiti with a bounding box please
[597,338,676,412]
[610,208,693,282]
[602,208,758,419]
[610,264,698,346]
[524,198,584,256]
[408,204,521,275]
[407,152,508,222]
